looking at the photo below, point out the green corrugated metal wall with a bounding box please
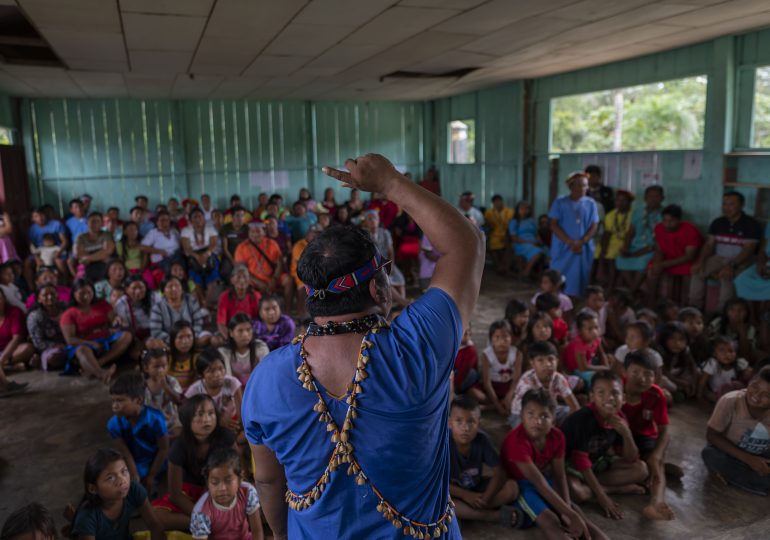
[21,99,424,214]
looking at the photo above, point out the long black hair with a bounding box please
[226,312,260,372]
[178,394,229,479]
[77,449,126,511]
[125,274,152,314]
[169,319,194,368]
[69,279,95,308]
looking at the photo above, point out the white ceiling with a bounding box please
[0,0,769,100]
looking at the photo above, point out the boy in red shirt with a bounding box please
[495,388,608,538]
[622,351,678,521]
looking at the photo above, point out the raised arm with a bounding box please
[323,154,484,328]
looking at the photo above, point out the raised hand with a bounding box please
[322,154,404,195]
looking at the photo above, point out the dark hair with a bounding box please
[105,258,126,283]
[109,372,144,399]
[230,205,246,215]
[541,269,564,290]
[627,320,653,342]
[535,293,560,313]
[297,225,382,317]
[169,319,195,365]
[712,335,736,355]
[87,211,103,221]
[204,446,241,480]
[753,366,770,385]
[488,319,513,341]
[160,275,184,296]
[140,347,168,370]
[677,307,703,322]
[135,195,148,202]
[120,220,141,253]
[525,312,553,348]
[521,388,556,412]
[624,350,656,371]
[661,204,682,219]
[635,308,658,322]
[723,190,745,205]
[77,449,126,510]
[179,395,228,474]
[70,279,95,307]
[68,198,82,208]
[491,194,503,202]
[644,185,664,197]
[585,285,604,298]
[658,321,690,354]
[591,370,621,388]
[124,274,151,314]
[227,313,259,373]
[504,299,529,336]
[196,347,225,377]
[129,206,144,214]
[527,340,558,360]
[576,311,597,331]
[259,294,280,309]
[655,298,679,320]
[450,394,479,413]
[608,287,632,308]
[718,297,750,335]
[1,502,57,540]
[189,207,204,219]
[584,165,601,176]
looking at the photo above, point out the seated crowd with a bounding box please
[2,166,770,540]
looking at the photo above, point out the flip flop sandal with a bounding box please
[500,504,523,529]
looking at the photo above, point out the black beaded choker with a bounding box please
[306,313,384,336]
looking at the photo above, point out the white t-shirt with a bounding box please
[614,345,663,369]
[181,224,218,252]
[141,228,180,264]
[482,345,518,384]
[703,357,750,393]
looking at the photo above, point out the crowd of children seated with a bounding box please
[3,166,770,540]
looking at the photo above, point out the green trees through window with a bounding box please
[550,76,707,153]
[753,66,770,148]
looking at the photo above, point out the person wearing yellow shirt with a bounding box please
[484,194,514,274]
[290,224,322,319]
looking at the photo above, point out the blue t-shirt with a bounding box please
[71,480,147,540]
[242,288,463,539]
[107,406,168,479]
[28,220,66,247]
[66,216,88,242]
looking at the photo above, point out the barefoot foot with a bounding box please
[101,364,117,384]
[643,503,676,521]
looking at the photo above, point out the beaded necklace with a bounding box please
[289,318,455,539]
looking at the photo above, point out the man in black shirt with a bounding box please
[585,165,615,214]
[690,191,762,311]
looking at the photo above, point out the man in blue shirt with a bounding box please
[243,154,485,539]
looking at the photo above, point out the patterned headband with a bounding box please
[305,253,391,300]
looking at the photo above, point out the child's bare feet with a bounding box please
[643,502,676,521]
[709,469,729,487]
[101,364,117,384]
[605,484,646,495]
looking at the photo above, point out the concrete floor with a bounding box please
[1,271,769,539]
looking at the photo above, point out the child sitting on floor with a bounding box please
[622,351,677,521]
[698,336,753,405]
[107,372,169,496]
[613,321,665,387]
[1,502,57,540]
[0,261,27,314]
[165,320,198,391]
[524,312,555,353]
[635,308,659,331]
[141,347,183,438]
[509,341,579,427]
[252,296,295,351]
[581,285,607,337]
[561,371,648,520]
[535,293,568,346]
[480,320,522,416]
[185,347,243,435]
[531,269,573,324]
[702,366,770,496]
[190,447,264,540]
[678,307,709,366]
[604,288,636,352]
[498,389,608,538]
[447,396,519,524]
[658,322,700,400]
[563,312,610,389]
[71,449,163,540]
[453,324,485,403]
[504,299,529,347]
[218,313,269,387]
[708,298,760,364]
[30,233,61,270]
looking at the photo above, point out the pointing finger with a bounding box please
[322,166,353,184]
